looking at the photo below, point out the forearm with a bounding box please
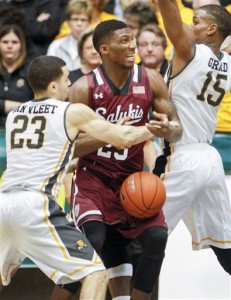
[74,133,106,157]
[143,139,158,171]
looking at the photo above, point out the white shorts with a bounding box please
[161,143,231,250]
[0,190,105,286]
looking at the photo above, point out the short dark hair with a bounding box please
[202,4,231,39]
[27,56,66,93]
[93,20,128,52]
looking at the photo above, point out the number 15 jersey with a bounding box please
[166,44,231,145]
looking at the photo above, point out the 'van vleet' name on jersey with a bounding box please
[208,58,228,72]
[96,103,144,123]
[14,104,58,114]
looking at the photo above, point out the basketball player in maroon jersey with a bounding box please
[55,20,183,300]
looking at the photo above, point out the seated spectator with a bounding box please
[137,24,169,76]
[69,27,101,84]
[56,0,117,39]
[123,0,159,38]
[47,0,92,71]
[0,24,33,128]
[10,0,63,57]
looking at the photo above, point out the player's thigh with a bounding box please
[20,193,104,284]
[0,191,28,286]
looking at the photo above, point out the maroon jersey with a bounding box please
[77,64,153,190]
[72,64,167,236]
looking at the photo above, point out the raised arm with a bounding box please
[158,0,195,67]
[146,68,183,142]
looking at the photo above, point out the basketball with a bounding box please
[120,171,166,219]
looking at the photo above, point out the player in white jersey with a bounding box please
[148,1,231,274]
[0,55,170,297]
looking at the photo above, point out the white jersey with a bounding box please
[0,98,74,200]
[166,44,231,145]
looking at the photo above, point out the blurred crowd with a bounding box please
[0,0,230,132]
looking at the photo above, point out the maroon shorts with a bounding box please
[72,168,167,239]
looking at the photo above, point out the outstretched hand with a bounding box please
[146,111,170,138]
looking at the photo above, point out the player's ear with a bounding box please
[207,23,218,36]
[100,44,109,55]
[48,81,57,94]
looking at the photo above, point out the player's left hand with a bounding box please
[146,111,170,138]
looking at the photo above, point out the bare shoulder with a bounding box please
[145,68,168,98]
[146,68,165,82]
[69,76,89,105]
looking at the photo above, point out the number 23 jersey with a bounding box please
[1,99,73,200]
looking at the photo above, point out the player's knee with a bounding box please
[139,226,168,255]
[107,263,133,279]
[83,269,108,283]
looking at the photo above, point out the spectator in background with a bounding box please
[69,27,101,84]
[137,24,169,76]
[123,0,159,39]
[9,0,63,57]
[123,0,159,64]
[0,24,33,128]
[56,0,117,40]
[47,0,92,71]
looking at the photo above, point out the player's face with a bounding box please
[191,9,214,44]
[56,66,71,101]
[137,31,165,69]
[105,28,136,69]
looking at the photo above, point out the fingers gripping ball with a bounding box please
[120,171,166,219]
